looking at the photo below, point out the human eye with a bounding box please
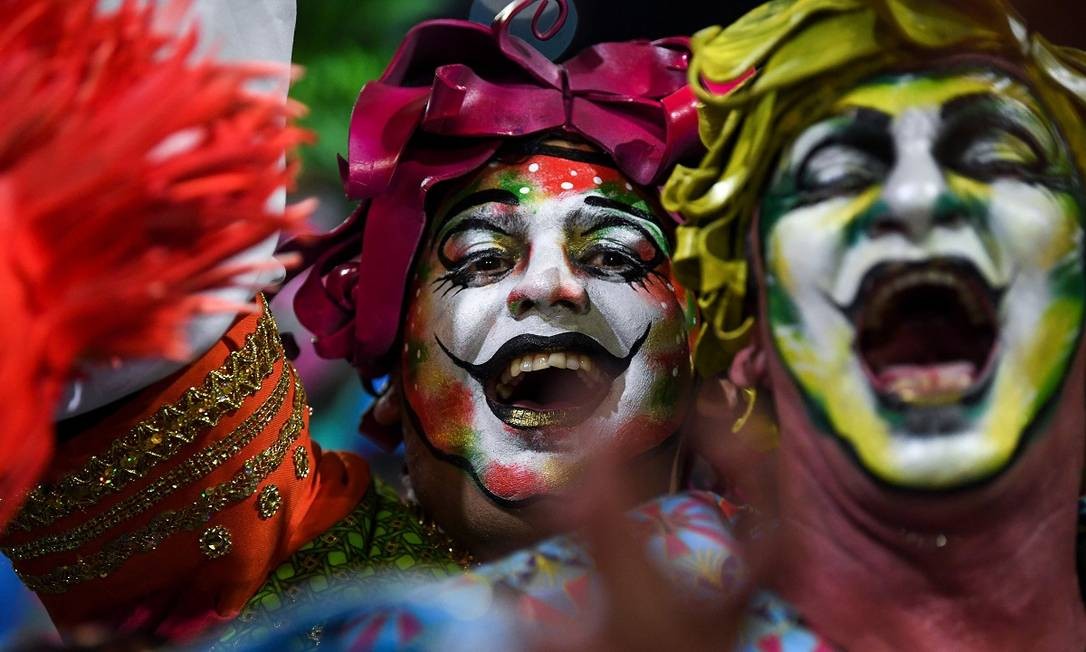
[936,95,1057,182]
[458,249,514,278]
[948,129,1043,180]
[798,143,888,197]
[435,218,518,292]
[581,247,645,279]
[575,219,664,284]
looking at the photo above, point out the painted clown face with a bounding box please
[760,69,1086,489]
[402,147,694,502]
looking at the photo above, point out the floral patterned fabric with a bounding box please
[213,478,465,649]
[229,491,837,651]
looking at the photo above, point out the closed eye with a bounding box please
[799,144,889,197]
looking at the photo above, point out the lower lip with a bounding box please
[863,347,1001,408]
[501,406,573,428]
[484,389,606,431]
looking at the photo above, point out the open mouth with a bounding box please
[840,258,1004,407]
[436,328,648,430]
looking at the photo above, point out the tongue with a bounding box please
[876,361,976,404]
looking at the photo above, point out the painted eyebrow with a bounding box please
[792,107,893,171]
[795,107,894,175]
[433,188,519,247]
[583,195,659,225]
[939,91,1053,151]
[437,188,519,229]
[940,92,1014,120]
[579,200,670,256]
[845,106,892,129]
[433,217,512,254]
[580,214,656,239]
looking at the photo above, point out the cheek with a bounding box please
[403,258,442,344]
[646,276,691,353]
[403,287,430,346]
[633,269,695,413]
[404,374,478,451]
[767,202,846,298]
[603,263,690,350]
[989,181,1083,271]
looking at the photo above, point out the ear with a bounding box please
[729,339,768,390]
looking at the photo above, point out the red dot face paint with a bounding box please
[403,151,694,503]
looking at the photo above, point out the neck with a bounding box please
[766,350,1086,651]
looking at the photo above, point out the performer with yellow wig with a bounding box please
[663,0,1086,648]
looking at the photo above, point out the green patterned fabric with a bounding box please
[214,478,465,649]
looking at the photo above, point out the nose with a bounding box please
[871,110,952,242]
[507,251,590,319]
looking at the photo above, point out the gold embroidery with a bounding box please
[293,445,310,480]
[199,525,233,559]
[16,372,308,594]
[9,301,283,533]
[4,369,291,561]
[256,485,282,520]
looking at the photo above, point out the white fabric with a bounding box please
[58,0,297,418]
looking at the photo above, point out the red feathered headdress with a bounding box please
[0,0,312,529]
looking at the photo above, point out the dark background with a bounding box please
[292,0,1086,190]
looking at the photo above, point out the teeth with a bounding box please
[502,352,601,374]
[880,362,976,404]
[495,351,602,399]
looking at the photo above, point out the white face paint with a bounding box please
[760,70,1086,488]
[401,151,693,502]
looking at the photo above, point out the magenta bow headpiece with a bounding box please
[290,1,701,382]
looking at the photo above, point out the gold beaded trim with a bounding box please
[292,445,310,480]
[199,525,233,559]
[4,367,291,561]
[255,485,282,520]
[16,371,307,595]
[9,302,283,533]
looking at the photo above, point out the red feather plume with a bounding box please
[0,0,312,529]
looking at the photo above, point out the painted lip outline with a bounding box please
[436,328,650,430]
[831,257,1007,410]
